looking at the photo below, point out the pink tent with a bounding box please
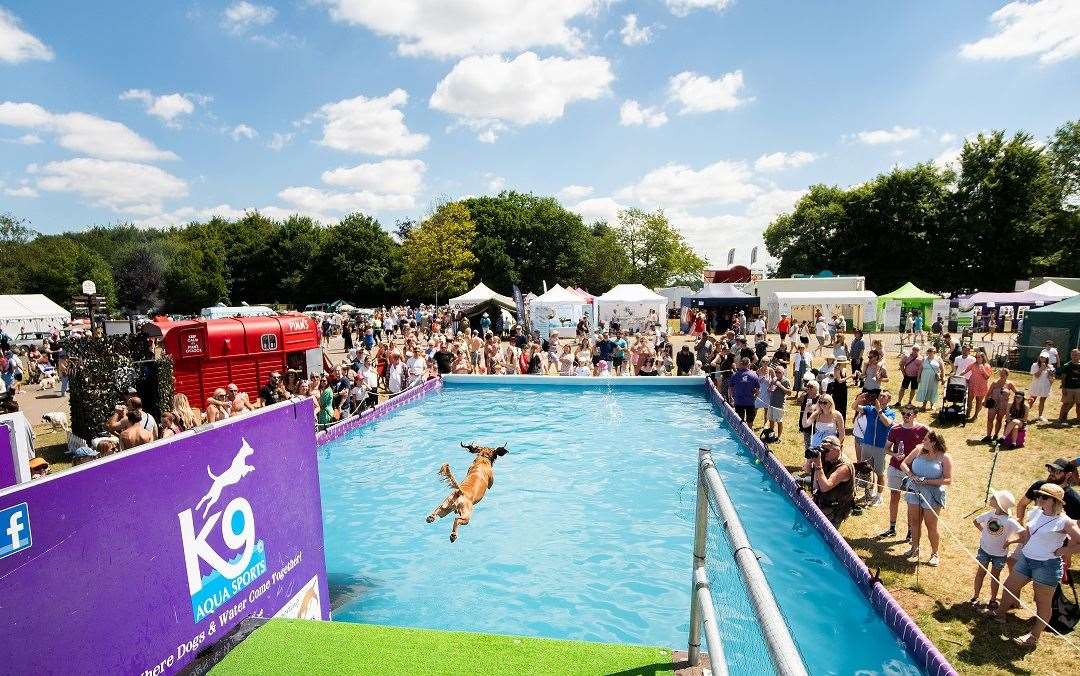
[572,287,595,303]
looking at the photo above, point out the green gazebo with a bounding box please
[876,282,939,331]
[1019,294,1080,368]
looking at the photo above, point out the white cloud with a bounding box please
[430,51,614,141]
[0,8,53,64]
[851,126,921,145]
[4,185,38,198]
[960,0,1080,65]
[477,128,499,144]
[753,151,818,172]
[230,123,258,141]
[278,185,416,213]
[485,173,506,192]
[35,158,188,214]
[312,89,429,156]
[934,146,963,170]
[620,14,653,46]
[223,2,277,33]
[939,132,957,144]
[321,159,426,195]
[558,184,594,201]
[617,160,760,207]
[619,100,668,127]
[571,196,624,224]
[668,70,751,114]
[665,0,733,17]
[120,90,197,127]
[135,203,336,228]
[2,133,42,145]
[319,0,596,58]
[0,101,178,161]
[267,132,294,151]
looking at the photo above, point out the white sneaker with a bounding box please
[870,494,883,507]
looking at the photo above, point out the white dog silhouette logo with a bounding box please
[195,438,255,518]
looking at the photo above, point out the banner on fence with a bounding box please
[0,399,329,675]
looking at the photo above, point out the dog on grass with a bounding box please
[426,442,509,542]
[41,411,69,432]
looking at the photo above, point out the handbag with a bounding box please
[984,397,995,409]
[1049,580,1080,634]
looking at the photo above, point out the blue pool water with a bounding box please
[318,382,921,675]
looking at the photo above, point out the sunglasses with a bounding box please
[902,411,915,417]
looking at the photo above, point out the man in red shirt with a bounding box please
[878,404,928,539]
[777,313,791,341]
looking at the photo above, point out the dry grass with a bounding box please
[762,343,1080,676]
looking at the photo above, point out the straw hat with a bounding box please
[835,356,849,364]
[1036,483,1065,503]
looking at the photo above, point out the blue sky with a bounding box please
[1,1,1078,265]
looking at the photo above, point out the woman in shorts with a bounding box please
[995,484,1080,647]
[981,370,1016,443]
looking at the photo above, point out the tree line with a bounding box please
[0,193,704,316]
[763,120,1080,292]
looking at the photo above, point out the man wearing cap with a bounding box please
[879,405,928,539]
[854,390,895,507]
[1015,459,1080,521]
[802,435,855,526]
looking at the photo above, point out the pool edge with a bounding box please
[703,378,958,676]
[316,377,443,447]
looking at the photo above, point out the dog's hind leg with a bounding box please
[449,502,473,543]
[426,493,458,523]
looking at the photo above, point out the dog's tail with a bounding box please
[206,465,217,481]
[438,463,459,490]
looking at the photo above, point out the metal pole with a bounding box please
[687,467,709,665]
[700,449,809,676]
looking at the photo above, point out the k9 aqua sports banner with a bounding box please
[0,399,329,676]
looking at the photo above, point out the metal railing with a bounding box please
[689,447,808,676]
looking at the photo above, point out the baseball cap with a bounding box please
[1046,458,1075,472]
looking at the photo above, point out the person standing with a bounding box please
[996,484,1080,647]
[728,358,760,425]
[766,365,791,439]
[814,314,828,355]
[982,369,1016,442]
[1058,348,1080,424]
[855,390,896,507]
[1027,355,1054,423]
[970,490,1022,609]
[879,405,928,539]
[849,329,866,374]
[777,313,790,342]
[900,430,952,566]
[898,346,923,407]
[967,352,993,421]
[914,346,945,411]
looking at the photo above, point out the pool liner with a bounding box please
[704,378,958,676]
[315,377,444,446]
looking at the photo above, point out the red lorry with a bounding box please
[146,314,322,407]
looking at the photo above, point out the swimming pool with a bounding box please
[318,381,922,675]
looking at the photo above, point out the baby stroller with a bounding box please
[939,375,968,422]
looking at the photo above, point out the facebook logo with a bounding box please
[1,503,31,559]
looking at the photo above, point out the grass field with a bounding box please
[210,620,677,676]
[762,344,1079,676]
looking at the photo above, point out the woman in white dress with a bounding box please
[1027,355,1054,422]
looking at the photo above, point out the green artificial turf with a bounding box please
[210,619,677,676]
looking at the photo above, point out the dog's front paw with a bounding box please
[425,514,435,523]
[449,533,457,542]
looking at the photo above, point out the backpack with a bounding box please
[1049,580,1079,634]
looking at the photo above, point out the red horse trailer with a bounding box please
[146,314,321,407]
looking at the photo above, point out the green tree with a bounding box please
[311,212,401,303]
[115,247,164,314]
[1047,119,1080,206]
[160,225,228,313]
[262,215,325,304]
[579,222,630,292]
[401,202,478,302]
[8,235,116,311]
[462,191,593,292]
[615,208,706,288]
[217,212,278,305]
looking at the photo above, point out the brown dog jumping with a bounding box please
[426,442,509,542]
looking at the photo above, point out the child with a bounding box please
[971,489,1023,609]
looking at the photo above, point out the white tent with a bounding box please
[529,284,592,338]
[769,290,878,331]
[595,284,667,333]
[0,294,71,336]
[1030,280,1078,300]
[449,282,515,309]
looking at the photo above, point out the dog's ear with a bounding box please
[495,446,508,456]
[461,442,478,454]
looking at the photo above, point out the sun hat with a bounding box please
[1036,483,1066,503]
[835,356,849,364]
[824,354,836,361]
[29,456,49,470]
[990,489,1016,511]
